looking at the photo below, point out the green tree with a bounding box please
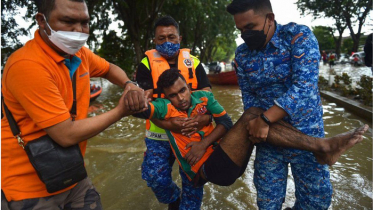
[296,0,371,54]
[1,0,34,66]
[1,0,237,71]
[312,26,335,52]
[163,0,237,63]
[96,30,135,75]
[342,38,354,54]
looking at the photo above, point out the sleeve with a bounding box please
[214,114,233,131]
[195,63,211,89]
[203,91,233,130]
[234,56,261,110]
[82,47,110,77]
[136,62,154,90]
[132,99,169,120]
[274,26,321,119]
[132,103,152,119]
[6,60,71,128]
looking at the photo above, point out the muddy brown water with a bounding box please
[86,79,372,210]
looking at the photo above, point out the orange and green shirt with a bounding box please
[134,90,232,180]
[1,30,110,201]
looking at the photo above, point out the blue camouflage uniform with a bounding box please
[142,139,203,210]
[235,22,332,210]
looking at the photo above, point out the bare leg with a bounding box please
[197,107,368,186]
[220,107,369,167]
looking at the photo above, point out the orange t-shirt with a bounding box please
[1,30,110,201]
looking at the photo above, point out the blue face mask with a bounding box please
[156,42,180,59]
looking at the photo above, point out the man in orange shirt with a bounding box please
[1,0,146,209]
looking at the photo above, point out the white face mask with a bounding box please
[43,15,89,55]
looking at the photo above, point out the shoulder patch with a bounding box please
[183,59,193,68]
[294,53,305,59]
[291,33,304,44]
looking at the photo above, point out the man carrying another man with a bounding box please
[126,69,368,209]
[226,0,369,209]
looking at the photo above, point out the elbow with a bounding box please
[50,135,77,148]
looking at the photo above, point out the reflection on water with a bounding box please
[87,79,372,210]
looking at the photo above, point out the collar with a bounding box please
[186,92,203,116]
[267,21,281,49]
[34,29,66,63]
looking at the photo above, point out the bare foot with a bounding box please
[314,124,369,166]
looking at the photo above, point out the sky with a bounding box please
[15,0,373,46]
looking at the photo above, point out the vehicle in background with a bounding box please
[336,53,349,64]
[208,61,222,74]
[349,51,365,66]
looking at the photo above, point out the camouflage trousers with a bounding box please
[254,143,333,210]
[142,138,203,210]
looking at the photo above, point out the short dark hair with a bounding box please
[226,0,272,15]
[34,0,86,19]
[157,68,186,92]
[154,16,180,35]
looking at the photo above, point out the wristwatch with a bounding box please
[260,113,271,126]
[124,80,138,88]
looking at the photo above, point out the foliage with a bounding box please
[341,38,354,55]
[356,75,373,106]
[296,0,372,53]
[1,0,237,72]
[341,73,351,85]
[162,0,237,63]
[334,75,341,86]
[318,75,330,90]
[96,30,135,75]
[312,26,335,51]
[1,1,35,67]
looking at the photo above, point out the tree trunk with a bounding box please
[344,0,371,52]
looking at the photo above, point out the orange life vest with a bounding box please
[145,48,198,99]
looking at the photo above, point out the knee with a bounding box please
[241,107,264,122]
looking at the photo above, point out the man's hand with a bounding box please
[184,141,208,166]
[246,116,269,143]
[123,82,143,95]
[181,114,210,137]
[120,89,149,116]
[122,85,147,112]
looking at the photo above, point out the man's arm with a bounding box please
[45,63,147,146]
[185,91,233,165]
[105,63,146,111]
[45,90,146,147]
[185,114,232,165]
[136,60,211,134]
[247,26,320,140]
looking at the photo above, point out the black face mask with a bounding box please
[241,16,270,51]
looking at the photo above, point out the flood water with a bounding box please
[87,74,372,209]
